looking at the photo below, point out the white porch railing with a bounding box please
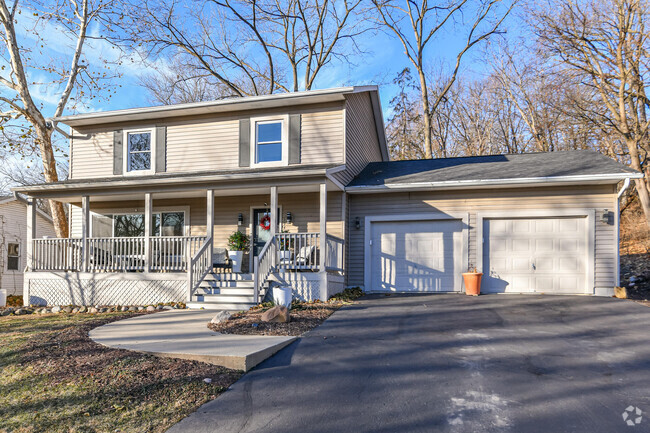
[33,238,83,271]
[254,235,278,304]
[325,234,344,272]
[32,236,206,273]
[275,232,320,271]
[151,236,206,272]
[187,238,212,301]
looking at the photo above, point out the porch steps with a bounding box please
[188,272,268,311]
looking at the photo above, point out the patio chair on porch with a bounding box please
[212,247,232,271]
[293,245,316,270]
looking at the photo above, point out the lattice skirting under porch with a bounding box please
[25,273,186,306]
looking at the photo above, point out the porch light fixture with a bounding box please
[286,212,292,224]
[600,209,609,224]
[238,213,243,226]
[355,217,360,230]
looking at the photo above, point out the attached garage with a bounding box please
[478,213,594,294]
[346,151,642,297]
[365,215,467,292]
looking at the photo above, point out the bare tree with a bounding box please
[531,0,650,225]
[0,0,121,237]
[371,0,517,158]
[386,68,425,159]
[131,0,369,101]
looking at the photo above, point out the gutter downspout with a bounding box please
[616,177,631,287]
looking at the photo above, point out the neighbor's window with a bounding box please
[7,243,19,270]
[255,120,283,164]
[126,131,152,172]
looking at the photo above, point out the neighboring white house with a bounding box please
[0,195,56,296]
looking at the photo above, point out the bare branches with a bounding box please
[371,0,517,158]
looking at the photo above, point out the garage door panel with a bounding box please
[483,217,587,294]
[371,220,462,292]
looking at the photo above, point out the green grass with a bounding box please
[0,313,241,433]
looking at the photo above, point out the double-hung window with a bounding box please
[251,116,288,166]
[125,129,155,173]
[7,243,19,270]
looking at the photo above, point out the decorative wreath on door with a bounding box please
[259,214,271,231]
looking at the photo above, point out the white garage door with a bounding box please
[483,217,587,294]
[370,219,463,292]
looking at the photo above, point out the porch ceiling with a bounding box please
[13,164,341,202]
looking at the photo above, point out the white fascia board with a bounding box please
[345,173,644,193]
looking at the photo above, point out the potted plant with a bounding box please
[462,266,483,296]
[227,231,250,273]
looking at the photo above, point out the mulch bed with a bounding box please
[209,303,341,336]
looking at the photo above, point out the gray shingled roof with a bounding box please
[347,150,640,188]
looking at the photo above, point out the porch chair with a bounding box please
[294,245,316,270]
[212,247,232,271]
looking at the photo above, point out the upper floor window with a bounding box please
[7,242,19,270]
[251,116,288,167]
[125,129,155,174]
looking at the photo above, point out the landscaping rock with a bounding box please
[261,306,290,323]
[89,307,99,314]
[72,308,79,314]
[51,306,62,314]
[63,307,73,314]
[14,309,24,316]
[1,309,12,316]
[99,308,107,313]
[162,306,174,310]
[137,306,145,311]
[78,306,87,313]
[211,311,231,324]
[121,306,129,312]
[128,306,137,312]
[146,306,156,312]
[156,305,163,311]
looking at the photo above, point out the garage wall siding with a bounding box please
[347,185,618,290]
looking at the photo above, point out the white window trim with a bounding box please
[123,127,156,175]
[250,115,289,168]
[89,207,190,237]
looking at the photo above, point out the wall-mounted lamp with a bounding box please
[600,209,610,224]
[286,212,293,224]
[237,213,243,226]
[355,217,361,230]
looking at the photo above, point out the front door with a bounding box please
[252,208,279,257]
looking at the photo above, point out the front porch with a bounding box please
[22,180,346,308]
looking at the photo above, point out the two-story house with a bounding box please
[14,86,642,309]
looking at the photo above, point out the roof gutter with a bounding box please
[345,172,644,193]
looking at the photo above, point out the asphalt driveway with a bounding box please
[168,294,650,432]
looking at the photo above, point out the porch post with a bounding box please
[319,183,328,300]
[24,197,36,306]
[144,193,152,272]
[81,195,90,272]
[206,189,214,259]
[270,186,278,267]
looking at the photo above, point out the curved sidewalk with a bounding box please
[89,310,296,371]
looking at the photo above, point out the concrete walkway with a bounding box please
[89,310,296,371]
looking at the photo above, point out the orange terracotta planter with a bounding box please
[462,272,483,296]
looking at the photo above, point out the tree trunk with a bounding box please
[35,125,69,238]
[626,138,650,226]
[416,70,433,159]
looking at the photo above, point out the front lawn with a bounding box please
[0,312,241,433]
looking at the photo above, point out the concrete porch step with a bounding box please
[200,280,255,288]
[204,273,253,281]
[186,301,256,311]
[196,287,255,296]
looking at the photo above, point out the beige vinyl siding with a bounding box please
[334,92,384,186]
[70,129,115,179]
[166,119,240,172]
[0,201,56,296]
[347,185,618,290]
[68,102,345,179]
[300,110,344,164]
